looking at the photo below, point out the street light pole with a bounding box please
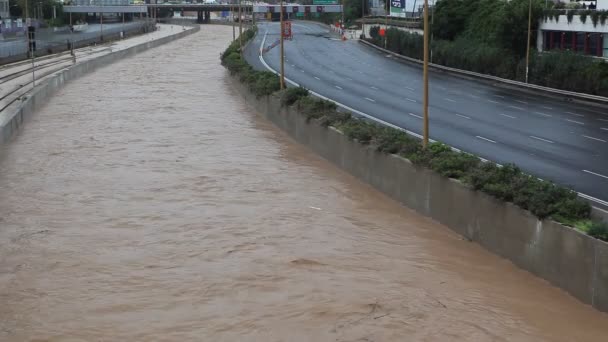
[280,0,285,89]
[239,0,243,53]
[384,0,388,48]
[422,0,429,148]
[231,3,235,41]
[525,0,532,83]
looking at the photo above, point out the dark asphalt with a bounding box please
[244,21,608,207]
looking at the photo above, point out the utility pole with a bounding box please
[280,0,285,89]
[361,0,364,38]
[231,3,235,41]
[525,0,532,83]
[422,0,429,148]
[239,0,243,53]
[340,0,345,39]
[384,0,388,48]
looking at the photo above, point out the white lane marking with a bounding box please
[602,127,608,131]
[476,136,497,144]
[300,69,305,73]
[494,94,505,98]
[370,86,379,90]
[582,135,607,142]
[345,77,353,81]
[515,100,528,104]
[406,98,416,103]
[291,64,295,67]
[488,100,499,104]
[455,114,471,120]
[358,71,364,74]
[365,97,376,102]
[409,113,422,119]
[598,118,608,122]
[444,98,456,102]
[508,105,524,110]
[405,86,414,91]
[566,111,585,117]
[469,94,480,99]
[542,105,553,110]
[530,135,554,144]
[314,76,321,80]
[334,85,343,90]
[534,111,552,117]
[583,170,608,179]
[500,113,516,119]
[258,30,605,209]
[566,119,585,125]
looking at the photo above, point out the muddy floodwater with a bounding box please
[1,25,608,341]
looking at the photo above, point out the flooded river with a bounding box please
[1,25,608,341]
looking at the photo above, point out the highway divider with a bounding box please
[224,27,608,313]
[0,25,200,144]
[358,39,608,108]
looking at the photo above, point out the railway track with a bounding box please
[0,47,111,114]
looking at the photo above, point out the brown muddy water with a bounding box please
[1,25,608,342]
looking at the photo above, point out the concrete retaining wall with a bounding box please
[230,76,608,313]
[0,26,199,144]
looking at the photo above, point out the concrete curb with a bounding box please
[0,25,200,144]
[358,39,608,109]
[228,74,608,314]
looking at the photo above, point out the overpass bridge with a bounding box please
[65,3,341,23]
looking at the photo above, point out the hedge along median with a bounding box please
[224,27,608,312]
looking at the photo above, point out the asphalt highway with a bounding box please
[244,21,608,207]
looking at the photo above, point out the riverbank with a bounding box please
[224,28,608,313]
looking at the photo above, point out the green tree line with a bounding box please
[368,0,608,96]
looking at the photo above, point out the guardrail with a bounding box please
[359,39,608,106]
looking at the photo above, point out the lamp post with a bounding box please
[279,0,285,89]
[238,0,242,54]
[384,0,388,48]
[422,0,429,147]
[525,0,532,83]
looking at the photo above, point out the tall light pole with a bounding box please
[279,0,285,89]
[525,0,532,83]
[231,3,235,41]
[384,0,388,48]
[422,0,429,148]
[239,0,243,54]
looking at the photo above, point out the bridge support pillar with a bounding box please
[204,10,211,23]
[197,11,203,23]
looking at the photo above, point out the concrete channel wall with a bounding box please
[0,26,200,144]
[230,76,608,313]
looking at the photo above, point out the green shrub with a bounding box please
[587,222,608,241]
[282,87,309,106]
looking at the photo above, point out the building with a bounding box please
[537,0,608,58]
[0,0,9,19]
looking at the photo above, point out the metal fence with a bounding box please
[0,21,149,60]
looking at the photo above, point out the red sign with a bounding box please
[283,21,292,40]
[379,28,386,37]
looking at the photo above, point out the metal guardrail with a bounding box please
[359,39,608,106]
[0,21,147,59]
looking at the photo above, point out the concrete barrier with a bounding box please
[0,26,200,144]
[229,76,608,313]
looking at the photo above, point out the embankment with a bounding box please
[0,25,200,144]
[228,75,608,313]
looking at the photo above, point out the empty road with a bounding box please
[246,21,608,208]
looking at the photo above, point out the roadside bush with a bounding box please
[281,87,309,106]
[368,25,608,96]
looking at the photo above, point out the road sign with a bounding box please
[313,0,337,4]
[283,21,292,40]
[390,0,406,17]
